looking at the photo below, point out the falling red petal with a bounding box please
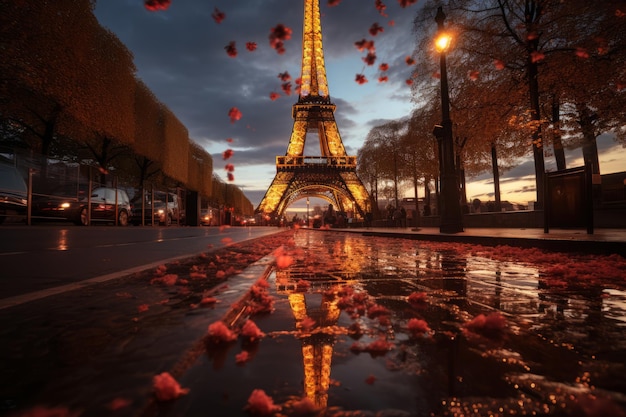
[328,0,341,6]
[494,59,505,70]
[354,38,375,52]
[211,7,225,23]
[281,82,292,95]
[379,62,389,71]
[405,56,415,65]
[228,107,242,123]
[369,23,384,36]
[278,71,291,81]
[226,137,233,143]
[144,0,171,11]
[405,79,413,85]
[355,74,368,84]
[225,41,237,58]
[225,163,235,172]
[269,92,281,101]
[222,149,234,160]
[362,52,377,66]
[246,42,257,52]
[397,0,418,7]
[375,0,387,16]
[469,70,479,81]
[269,24,293,54]
[227,172,235,181]
[378,76,388,83]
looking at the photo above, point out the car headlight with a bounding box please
[157,209,164,215]
[60,202,71,209]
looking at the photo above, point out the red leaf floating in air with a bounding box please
[405,56,415,65]
[362,52,377,66]
[228,107,242,123]
[328,0,341,6]
[227,172,234,181]
[225,163,235,172]
[278,71,291,81]
[379,62,389,71]
[225,41,237,58]
[222,149,234,160]
[375,0,387,16]
[212,7,225,23]
[369,23,384,36]
[355,38,376,52]
[269,24,293,54]
[378,76,388,83]
[246,42,257,52]
[144,0,171,11]
[405,79,413,85]
[269,92,281,101]
[281,82,292,95]
[355,74,368,84]
[397,0,418,7]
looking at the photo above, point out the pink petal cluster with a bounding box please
[245,389,281,415]
[152,372,189,401]
[207,320,238,343]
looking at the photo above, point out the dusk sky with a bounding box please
[94,0,625,212]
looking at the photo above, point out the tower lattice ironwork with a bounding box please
[256,0,370,218]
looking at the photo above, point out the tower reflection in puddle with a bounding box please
[278,270,344,410]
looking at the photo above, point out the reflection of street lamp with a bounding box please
[434,6,463,233]
[306,197,310,228]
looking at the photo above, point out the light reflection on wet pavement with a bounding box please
[2,229,625,417]
[162,230,626,417]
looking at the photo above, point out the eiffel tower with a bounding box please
[256,0,371,218]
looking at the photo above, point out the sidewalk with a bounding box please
[327,226,626,257]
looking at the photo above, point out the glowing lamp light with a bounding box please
[435,33,452,53]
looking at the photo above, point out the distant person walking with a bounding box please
[323,204,337,228]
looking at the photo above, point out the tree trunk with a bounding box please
[491,142,502,212]
[527,57,546,209]
[551,96,566,170]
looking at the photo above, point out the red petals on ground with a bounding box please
[241,319,265,341]
[407,318,431,337]
[464,312,507,339]
[408,291,427,305]
[245,389,281,415]
[152,372,189,401]
[150,273,178,286]
[208,320,238,343]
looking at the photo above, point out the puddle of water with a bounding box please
[165,230,626,417]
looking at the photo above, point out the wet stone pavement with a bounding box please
[2,229,626,417]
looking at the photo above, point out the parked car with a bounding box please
[32,186,132,226]
[131,192,184,226]
[200,208,215,226]
[0,162,28,224]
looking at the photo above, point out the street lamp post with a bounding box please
[306,197,310,227]
[434,6,463,233]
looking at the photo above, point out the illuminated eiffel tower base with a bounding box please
[256,0,371,218]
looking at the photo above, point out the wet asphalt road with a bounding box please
[0,225,284,307]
